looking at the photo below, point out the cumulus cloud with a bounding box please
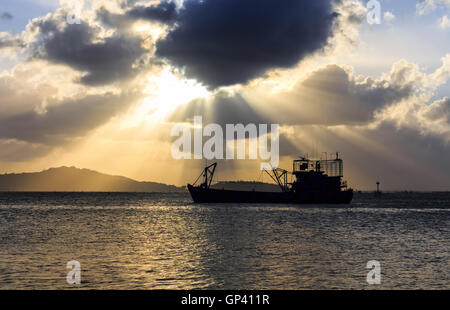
[269,63,417,125]
[241,59,428,127]
[0,91,142,145]
[127,1,178,23]
[412,97,450,136]
[156,0,339,88]
[384,11,396,23]
[0,38,23,50]
[423,97,450,123]
[96,7,135,29]
[0,4,153,161]
[0,140,51,162]
[328,0,367,50]
[26,11,149,86]
[0,63,143,148]
[0,33,24,50]
[416,0,450,15]
[0,73,52,118]
[170,56,450,127]
[97,1,177,29]
[440,15,450,29]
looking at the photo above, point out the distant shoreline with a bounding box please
[1,166,449,193]
[0,190,449,194]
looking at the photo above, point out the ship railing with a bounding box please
[293,159,343,177]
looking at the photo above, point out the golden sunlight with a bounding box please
[144,68,210,119]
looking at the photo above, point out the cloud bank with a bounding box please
[156,0,339,88]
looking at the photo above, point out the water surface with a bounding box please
[0,192,448,289]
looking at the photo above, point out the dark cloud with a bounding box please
[0,12,13,20]
[261,64,415,125]
[0,75,49,118]
[0,37,24,49]
[127,1,177,23]
[97,7,135,29]
[0,140,51,162]
[423,97,450,123]
[0,92,141,145]
[171,64,415,128]
[156,0,339,88]
[29,18,147,85]
[98,2,177,29]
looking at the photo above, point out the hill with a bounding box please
[0,166,184,192]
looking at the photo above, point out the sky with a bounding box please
[0,0,449,190]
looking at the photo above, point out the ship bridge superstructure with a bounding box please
[291,153,348,192]
[293,153,343,177]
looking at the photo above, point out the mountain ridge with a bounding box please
[0,166,185,192]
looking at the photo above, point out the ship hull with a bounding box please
[187,184,353,204]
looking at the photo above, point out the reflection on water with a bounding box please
[0,192,449,289]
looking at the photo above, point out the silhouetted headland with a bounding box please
[0,166,185,192]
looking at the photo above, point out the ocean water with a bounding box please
[0,192,448,289]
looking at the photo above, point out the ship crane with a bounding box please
[263,167,290,192]
[187,156,353,204]
[192,162,217,189]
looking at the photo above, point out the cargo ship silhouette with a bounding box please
[188,153,353,204]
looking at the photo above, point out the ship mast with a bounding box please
[263,167,290,192]
[192,162,217,189]
[202,162,217,189]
